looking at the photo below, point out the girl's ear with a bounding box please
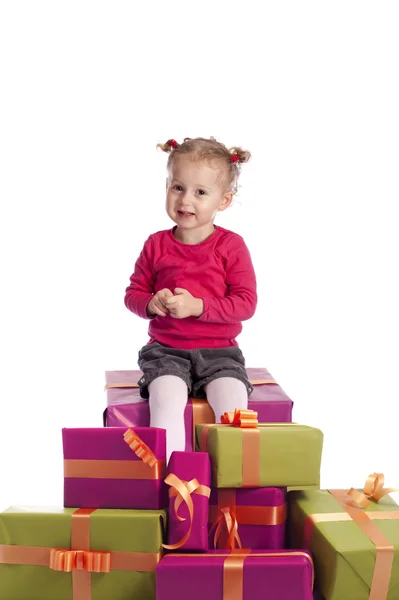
[218,191,233,212]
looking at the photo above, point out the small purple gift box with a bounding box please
[156,550,314,600]
[208,487,287,550]
[164,451,211,552]
[104,368,293,452]
[62,427,167,510]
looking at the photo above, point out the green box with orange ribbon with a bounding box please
[0,506,166,600]
[196,413,323,489]
[288,476,399,600]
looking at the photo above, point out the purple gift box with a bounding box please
[104,368,293,452]
[166,451,211,552]
[156,550,314,600]
[208,487,287,550]
[62,427,167,510]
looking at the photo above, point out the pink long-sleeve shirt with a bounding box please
[124,226,257,349]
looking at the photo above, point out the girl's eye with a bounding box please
[197,189,206,196]
[174,185,183,191]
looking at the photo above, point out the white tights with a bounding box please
[148,375,248,461]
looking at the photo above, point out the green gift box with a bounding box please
[195,422,323,488]
[288,488,399,600]
[0,506,166,600]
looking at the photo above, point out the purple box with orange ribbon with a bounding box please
[156,549,314,600]
[104,368,293,452]
[165,451,211,552]
[62,427,167,510]
[208,487,287,550]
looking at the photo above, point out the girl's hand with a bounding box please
[165,288,204,319]
[146,288,173,317]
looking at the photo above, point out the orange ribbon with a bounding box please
[209,504,287,528]
[162,473,211,550]
[123,428,158,468]
[346,472,398,509]
[192,399,215,448]
[0,508,161,600]
[64,458,165,480]
[220,408,258,428]
[104,378,277,390]
[49,548,111,573]
[221,409,260,488]
[210,507,243,550]
[200,409,260,487]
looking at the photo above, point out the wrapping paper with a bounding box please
[104,367,293,452]
[63,427,166,509]
[289,488,399,600]
[0,505,166,600]
[165,451,211,551]
[156,549,314,600]
[208,487,286,549]
[196,422,323,489]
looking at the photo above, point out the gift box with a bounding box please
[288,482,399,600]
[165,451,211,552]
[63,427,166,510]
[0,505,166,600]
[104,368,293,452]
[156,549,314,600]
[196,420,323,489]
[208,487,287,550]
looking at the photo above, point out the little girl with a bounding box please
[125,137,257,459]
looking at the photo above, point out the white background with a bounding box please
[1,1,398,511]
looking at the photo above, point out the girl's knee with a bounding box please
[148,375,188,412]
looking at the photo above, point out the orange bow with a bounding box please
[220,409,258,428]
[49,548,111,573]
[210,506,243,550]
[123,429,158,468]
[162,473,210,550]
[346,472,397,508]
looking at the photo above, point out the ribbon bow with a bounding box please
[220,408,258,428]
[123,429,157,468]
[162,473,210,550]
[49,549,111,573]
[210,506,242,550]
[346,472,397,508]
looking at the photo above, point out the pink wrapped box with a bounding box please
[208,487,287,550]
[156,550,314,600]
[104,368,293,452]
[62,427,167,510]
[165,451,211,552]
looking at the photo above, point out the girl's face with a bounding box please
[166,155,232,242]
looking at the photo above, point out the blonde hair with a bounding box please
[156,137,251,194]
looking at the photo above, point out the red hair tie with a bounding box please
[168,139,178,149]
[231,153,239,163]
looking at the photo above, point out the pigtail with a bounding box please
[156,139,179,152]
[229,146,251,163]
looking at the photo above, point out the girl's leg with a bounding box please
[148,375,188,461]
[204,377,248,423]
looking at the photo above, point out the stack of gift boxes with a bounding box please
[1,367,398,600]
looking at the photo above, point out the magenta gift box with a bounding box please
[166,451,211,552]
[208,487,287,550]
[104,368,293,452]
[156,550,314,600]
[62,427,167,510]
